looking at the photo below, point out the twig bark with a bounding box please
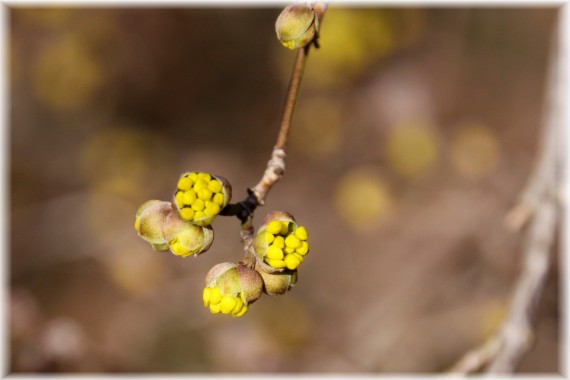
[448,10,564,375]
[236,2,328,267]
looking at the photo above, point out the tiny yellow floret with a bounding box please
[210,303,221,314]
[197,172,211,182]
[208,180,222,193]
[203,287,211,307]
[193,210,206,220]
[284,254,301,270]
[191,199,205,211]
[213,193,225,206]
[285,234,301,249]
[295,226,308,240]
[267,220,282,235]
[220,296,237,314]
[178,176,193,190]
[180,207,195,221]
[273,235,285,249]
[296,241,309,255]
[267,245,284,260]
[209,287,222,305]
[193,179,208,191]
[264,232,275,243]
[183,190,197,205]
[267,258,287,268]
[198,188,213,201]
[175,191,184,206]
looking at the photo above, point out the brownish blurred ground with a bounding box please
[9,6,560,373]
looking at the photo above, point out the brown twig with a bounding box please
[251,3,328,204]
[232,3,327,266]
[448,11,563,375]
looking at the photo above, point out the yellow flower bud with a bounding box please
[173,171,232,226]
[254,211,310,270]
[134,200,172,249]
[162,211,214,257]
[203,263,263,317]
[275,4,319,49]
[255,264,298,295]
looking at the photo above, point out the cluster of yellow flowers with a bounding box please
[134,172,310,317]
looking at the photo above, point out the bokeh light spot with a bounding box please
[450,122,500,181]
[291,97,344,159]
[32,35,102,110]
[386,120,438,180]
[106,249,165,297]
[334,167,393,232]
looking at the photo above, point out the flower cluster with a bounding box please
[134,172,230,257]
[135,172,310,317]
[254,211,309,270]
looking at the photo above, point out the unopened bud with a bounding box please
[275,4,318,49]
[162,210,214,257]
[256,264,298,295]
[134,200,172,249]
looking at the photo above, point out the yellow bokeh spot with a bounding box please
[334,168,393,231]
[107,249,164,297]
[32,35,102,110]
[79,128,149,198]
[450,123,500,181]
[386,121,439,180]
[291,97,345,159]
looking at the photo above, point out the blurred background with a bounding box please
[9,6,560,373]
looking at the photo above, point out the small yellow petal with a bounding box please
[213,193,225,206]
[191,199,205,211]
[296,241,309,255]
[285,234,301,249]
[197,172,211,182]
[204,203,221,216]
[233,304,248,317]
[292,252,304,262]
[220,296,237,314]
[267,220,282,235]
[188,172,198,181]
[183,190,197,205]
[178,176,193,191]
[267,245,284,260]
[203,288,211,307]
[193,210,206,220]
[231,297,244,315]
[284,254,301,270]
[273,236,285,249]
[170,240,189,257]
[267,258,287,268]
[284,246,295,254]
[210,286,222,305]
[193,179,209,191]
[175,191,185,206]
[197,188,213,201]
[264,232,275,244]
[208,179,222,193]
[295,226,308,240]
[180,207,194,221]
[210,303,221,314]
